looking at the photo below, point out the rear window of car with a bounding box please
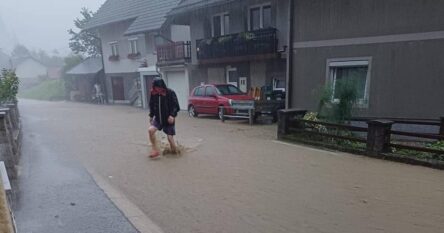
[205,87,215,96]
[216,85,243,95]
[194,87,204,96]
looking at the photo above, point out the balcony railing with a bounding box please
[196,28,277,60]
[156,41,191,64]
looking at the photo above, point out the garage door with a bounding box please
[165,71,188,110]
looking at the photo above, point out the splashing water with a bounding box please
[153,132,188,157]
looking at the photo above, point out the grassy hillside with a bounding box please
[19,79,65,101]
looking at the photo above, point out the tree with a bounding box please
[0,69,19,102]
[31,49,64,67]
[68,8,101,57]
[11,44,30,59]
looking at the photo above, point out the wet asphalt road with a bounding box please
[13,102,138,233]
[14,100,444,233]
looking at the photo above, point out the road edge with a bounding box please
[87,169,164,233]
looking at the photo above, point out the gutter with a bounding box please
[285,0,294,109]
[167,0,237,17]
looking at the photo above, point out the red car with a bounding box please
[188,84,253,119]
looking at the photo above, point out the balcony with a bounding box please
[156,41,191,66]
[196,28,278,64]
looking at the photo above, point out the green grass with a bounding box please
[19,79,65,101]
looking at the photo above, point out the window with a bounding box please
[226,66,238,87]
[212,13,229,36]
[194,87,204,96]
[262,6,272,28]
[110,42,119,56]
[216,85,243,95]
[327,59,371,105]
[205,87,216,96]
[249,4,272,31]
[129,39,138,54]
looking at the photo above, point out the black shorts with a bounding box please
[152,117,176,136]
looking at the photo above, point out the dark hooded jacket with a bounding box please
[149,79,180,126]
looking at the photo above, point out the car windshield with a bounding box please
[215,85,243,95]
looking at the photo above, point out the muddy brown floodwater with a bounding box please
[19,99,444,233]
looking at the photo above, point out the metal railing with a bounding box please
[196,28,277,60]
[156,41,191,63]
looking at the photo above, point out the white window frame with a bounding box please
[128,38,139,54]
[226,66,238,87]
[326,57,372,107]
[109,41,119,56]
[211,12,230,37]
[248,3,271,31]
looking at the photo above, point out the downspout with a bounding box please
[98,36,109,103]
[285,0,294,109]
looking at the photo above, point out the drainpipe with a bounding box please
[98,36,109,104]
[285,0,294,109]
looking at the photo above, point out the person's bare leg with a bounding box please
[167,135,177,153]
[149,126,159,155]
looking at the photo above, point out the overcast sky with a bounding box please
[0,0,104,55]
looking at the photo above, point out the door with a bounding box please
[239,77,247,93]
[144,75,157,108]
[226,66,238,87]
[112,77,125,101]
[203,86,219,114]
[193,86,205,113]
[165,71,189,110]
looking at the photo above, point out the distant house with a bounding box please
[66,57,104,102]
[47,67,63,79]
[83,0,184,108]
[288,0,444,119]
[163,0,289,110]
[11,57,48,88]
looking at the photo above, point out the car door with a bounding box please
[204,86,219,114]
[193,87,206,113]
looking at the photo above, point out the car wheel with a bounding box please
[188,105,198,118]
[218,106,225,120]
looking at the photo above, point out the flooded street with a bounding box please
[17,100,444,233]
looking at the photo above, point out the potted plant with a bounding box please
[127,52,141,60]
[108,55,120,62]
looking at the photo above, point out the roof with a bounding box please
[84,0,181,35]
[66,57,103,75]
[168,0,235,16]
[11,57,46,69]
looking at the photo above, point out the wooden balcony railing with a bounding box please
[196,28,277,60]
[156,41,191,64]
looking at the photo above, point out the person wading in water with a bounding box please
[148,78,180,159]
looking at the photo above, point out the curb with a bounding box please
[87,169,164,233]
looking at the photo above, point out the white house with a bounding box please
[12,57,47,88]
[83,0,190,109]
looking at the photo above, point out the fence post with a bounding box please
[277,109,307,140]
[440,117,444,136]
[366,120,394,156]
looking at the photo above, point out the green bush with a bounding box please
[318,79,359,123]
[0,69,20,103]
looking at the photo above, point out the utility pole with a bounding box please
[285,0,294,109]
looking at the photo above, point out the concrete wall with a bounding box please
[207,67,225,84]
[250,61,267,88]
[171,25,191,42]
[291,0,444,119]
[99,20,148,74]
